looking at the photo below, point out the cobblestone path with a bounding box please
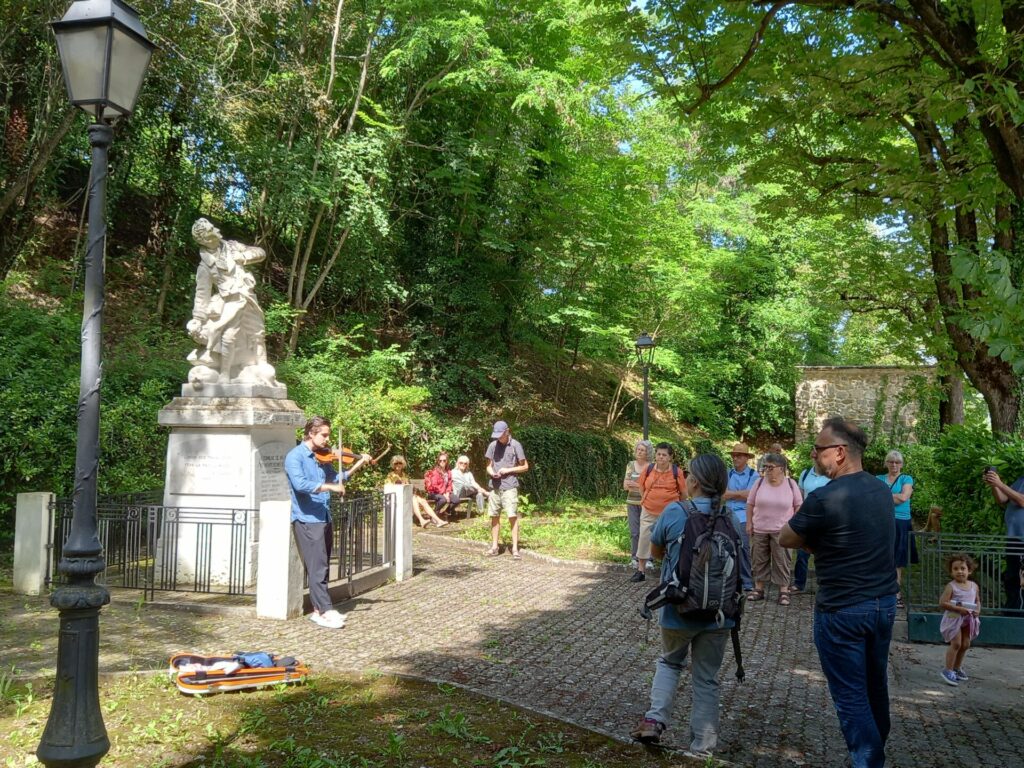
[3,533,1022,766]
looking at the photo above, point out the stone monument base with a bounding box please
[157,396,305,589]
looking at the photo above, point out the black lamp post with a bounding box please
[634,332,656,441]
[38,3,153,767]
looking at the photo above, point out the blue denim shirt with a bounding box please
[285,443,342,523]
[726,466,759,523]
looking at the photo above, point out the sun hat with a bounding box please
[729,442,754,457]
[490,420,510,439]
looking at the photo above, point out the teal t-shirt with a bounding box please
[876,473,913,520]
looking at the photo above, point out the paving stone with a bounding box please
[2,533,1021,766]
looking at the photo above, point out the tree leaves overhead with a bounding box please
[4,0,1018,445]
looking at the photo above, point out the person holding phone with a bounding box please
[983,466,1024,611]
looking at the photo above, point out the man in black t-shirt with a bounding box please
[780,417,897,768]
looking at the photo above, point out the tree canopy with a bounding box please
[2,0,1021,525]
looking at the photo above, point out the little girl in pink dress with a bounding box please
[938,553,980,686]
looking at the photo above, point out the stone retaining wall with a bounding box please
[795,365,936,443]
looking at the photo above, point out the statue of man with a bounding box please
[187,218,278,387]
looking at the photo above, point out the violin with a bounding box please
[314,442,392,466]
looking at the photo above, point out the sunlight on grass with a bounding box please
[454,497,633,563]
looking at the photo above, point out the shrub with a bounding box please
[930,426,1024,536]
[515,426,631,503]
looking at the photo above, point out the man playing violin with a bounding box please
[284,416,370,629]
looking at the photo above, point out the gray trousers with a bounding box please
[292,520,333,614]
[627,503,642,559]
[645,625,730,754]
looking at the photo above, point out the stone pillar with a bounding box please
[157,394,306,588]
[386,483,414,582]
[14,492,53,595]
[256,500,304,620]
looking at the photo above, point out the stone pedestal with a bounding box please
[157,396,305,588]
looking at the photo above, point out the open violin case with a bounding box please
[168,651,309,695]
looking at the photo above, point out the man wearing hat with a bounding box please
[484,420,530,558]
[724,442,758,592]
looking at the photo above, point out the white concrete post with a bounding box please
[256,500,304,620]
[386,484,414,582]
[14,492,54,595]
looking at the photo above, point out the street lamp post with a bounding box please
[38,3,153,766]
[634,332,656,441]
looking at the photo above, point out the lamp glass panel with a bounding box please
[55,26,108,104]
[107,26,152,114]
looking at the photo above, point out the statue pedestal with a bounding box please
[157,396,305,590]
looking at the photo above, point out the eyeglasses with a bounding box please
[812,443,846,454]
[762,464,780,471]
[885,461,903,465]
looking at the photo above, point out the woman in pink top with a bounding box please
[746,452,801,605]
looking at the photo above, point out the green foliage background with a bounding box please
[3,0,1024,543]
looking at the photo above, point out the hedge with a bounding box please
[515,426,632,504]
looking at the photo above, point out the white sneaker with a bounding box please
[630,557,639,570]
[646,559,656,570]
[310,610,345,629]
[321,609,346,627]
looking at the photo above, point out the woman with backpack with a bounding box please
[633,442,687,582]
[746,452,802,606]
[630,452,738,756]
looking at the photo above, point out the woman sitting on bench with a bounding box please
[386,455,448,527]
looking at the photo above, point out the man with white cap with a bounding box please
[484,420,529,558]
[723,441,758,593]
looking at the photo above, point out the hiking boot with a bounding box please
[940,669,959,686]
[630,717,665,744]
[629,570,646,583]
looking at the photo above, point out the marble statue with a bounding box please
[186,218,279,389]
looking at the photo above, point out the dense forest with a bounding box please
[3,1,1023,529]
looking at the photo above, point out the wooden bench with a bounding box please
[409,479,480,519]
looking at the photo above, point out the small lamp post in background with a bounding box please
[634,332,657,441]
[38,2,153,766]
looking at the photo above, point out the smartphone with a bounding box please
[985,466,997,474]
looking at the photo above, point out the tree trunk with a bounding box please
[939,372,964,430]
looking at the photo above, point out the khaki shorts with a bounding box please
[487,488,519,518]
[637,510,660,560]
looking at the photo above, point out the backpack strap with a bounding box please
[747,477,763,507]
[789,478,802,508]
[799,468,810,487]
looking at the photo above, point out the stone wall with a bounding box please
[795,366,936,443]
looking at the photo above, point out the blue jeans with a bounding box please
[737,525,753,591]
[813,595,896,768]
[793,549,810,590]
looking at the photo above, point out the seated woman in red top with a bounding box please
[424,451,458,518]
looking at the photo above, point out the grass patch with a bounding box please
[0,671,691,767]
[449,498,633,563]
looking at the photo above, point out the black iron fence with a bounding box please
[47,489,396,600]
[906,531,1024,646]
[309,490,395,587]
[47,495,256,599]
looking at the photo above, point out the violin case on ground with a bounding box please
[168,651,309,695]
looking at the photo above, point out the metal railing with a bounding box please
[47,489,397,601]
[905,531,1024,645]
[48,495,257,599]
[308,490,395,587]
